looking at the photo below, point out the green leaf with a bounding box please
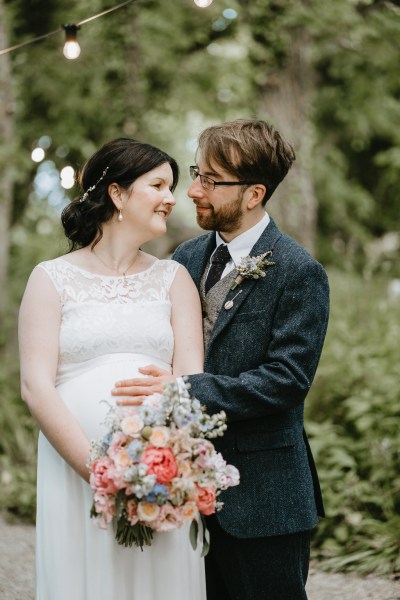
[189,518,199,551]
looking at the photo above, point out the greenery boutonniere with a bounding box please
[231,251,275,290]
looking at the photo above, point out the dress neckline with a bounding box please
[57,257,159,279]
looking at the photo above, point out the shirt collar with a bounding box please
[215,212,270,266]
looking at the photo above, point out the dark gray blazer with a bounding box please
[173,218,329,539]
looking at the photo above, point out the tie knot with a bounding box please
[211,244,231,265]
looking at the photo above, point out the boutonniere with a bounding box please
[230,251,275,291]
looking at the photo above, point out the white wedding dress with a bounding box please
[35,257,206,600]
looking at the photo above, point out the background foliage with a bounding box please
[0,0,399,575]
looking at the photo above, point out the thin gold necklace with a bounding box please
[92,249,140,279]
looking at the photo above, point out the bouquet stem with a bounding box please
[115,519,154,550]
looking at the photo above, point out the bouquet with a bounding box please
[88,381,239,554]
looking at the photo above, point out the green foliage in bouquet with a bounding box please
[306,270,400,575]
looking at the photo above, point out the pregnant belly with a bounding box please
[56,353,171,440]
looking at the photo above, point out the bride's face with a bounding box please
[122,162,176,240]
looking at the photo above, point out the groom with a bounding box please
[113,119,329,599]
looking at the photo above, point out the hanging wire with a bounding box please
[0,0,138,57]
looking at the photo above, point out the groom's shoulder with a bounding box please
[173,233,212,261]
[274,228,328,280]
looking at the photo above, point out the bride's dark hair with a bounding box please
[61,138,179,250]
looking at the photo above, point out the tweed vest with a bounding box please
[200,266,238,349]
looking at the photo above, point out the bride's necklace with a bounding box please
[92,249,140,281]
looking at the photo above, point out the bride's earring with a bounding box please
[117,209,123,222]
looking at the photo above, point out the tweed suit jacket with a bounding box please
[173,218,329,539]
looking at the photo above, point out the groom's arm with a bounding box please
[186,260,329,422]
[114,259,329,422]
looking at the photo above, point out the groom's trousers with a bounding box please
[205,515,312,600]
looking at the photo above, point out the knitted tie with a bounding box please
[205,244,231,294]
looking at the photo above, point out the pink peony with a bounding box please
[154,504,184,532]
[107,431,129,461]
[141,446,178,483]
[93,491,116,528]
[90,457,120,494]
[196,485,216,516]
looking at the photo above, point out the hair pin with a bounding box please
[79,166,109,202]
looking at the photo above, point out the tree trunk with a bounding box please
[0,0,15,329]
[261,29,317,256]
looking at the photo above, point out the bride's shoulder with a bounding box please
[138,251,179,273]
[35,255,71,274]
[153,258,182,275]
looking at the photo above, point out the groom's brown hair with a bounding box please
[197,118,295,204]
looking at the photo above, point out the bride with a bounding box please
[18,138,206,600]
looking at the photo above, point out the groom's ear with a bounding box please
[246,184,266,210]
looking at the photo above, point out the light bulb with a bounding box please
[62,24,81,60]
[63,40,81,60]
[194,0,213,7]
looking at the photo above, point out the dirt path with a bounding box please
[0,515,399,599]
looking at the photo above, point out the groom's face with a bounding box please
[188,158,246,234]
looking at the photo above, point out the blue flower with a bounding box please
[127,440,143,462]
[102,433,112,446]
[146,483,169,505]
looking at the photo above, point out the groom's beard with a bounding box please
[195,191,244,233]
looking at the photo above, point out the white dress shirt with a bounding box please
[209,212,271,278]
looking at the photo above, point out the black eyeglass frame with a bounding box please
[189,165,260,191]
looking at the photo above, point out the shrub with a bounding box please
[307,269,400,574]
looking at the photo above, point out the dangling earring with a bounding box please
[117,209,123,222]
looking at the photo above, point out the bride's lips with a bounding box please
[154,210,169,220]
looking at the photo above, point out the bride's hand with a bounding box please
[112,364,175,406]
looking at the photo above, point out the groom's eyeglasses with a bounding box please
[189,166,259,192]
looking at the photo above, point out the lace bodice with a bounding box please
[39,257,180,369]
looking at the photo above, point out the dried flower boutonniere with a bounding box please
[231,251,275,290]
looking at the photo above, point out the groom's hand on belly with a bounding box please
[112,365,175,406]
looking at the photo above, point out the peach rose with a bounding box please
[196,485,216,516]
[121,414,144,436]
[141,446,178,483]
[149,426,170,447]
[114,449,132,468]
[177,458,193,479]
[137,501,161,522]
[181,501,199,521]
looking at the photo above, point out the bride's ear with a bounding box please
[108,183,123,211]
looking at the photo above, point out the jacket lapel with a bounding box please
[207,218,282,350]
[185,233,216,289]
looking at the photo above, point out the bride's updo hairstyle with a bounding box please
[61,138,179,250]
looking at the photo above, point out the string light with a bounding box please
[62,24,81,60]
[0,0,137,58]
[194,0,213,7]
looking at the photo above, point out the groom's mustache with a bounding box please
[193,202,213,209]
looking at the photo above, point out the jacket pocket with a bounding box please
[233,310,266,324]
[236,429,296,452]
